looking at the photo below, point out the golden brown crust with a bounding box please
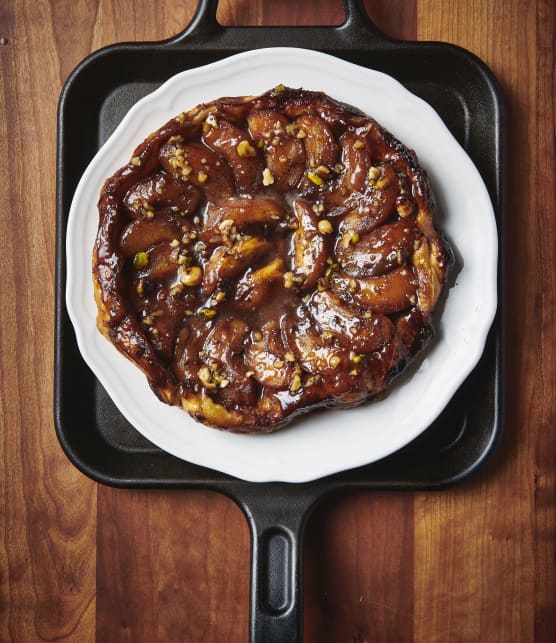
[93,86,452,433]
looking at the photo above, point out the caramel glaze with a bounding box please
[93,87,452,433]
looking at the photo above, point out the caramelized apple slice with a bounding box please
[412,236,449,313]
[119,215,182,257]
[291,199,328,291]
[247,109,289,140]
[339,131,372,193]
[266,137,306,192]
[201,319,257,407]
[135,242,178,282]
[203,318,249,370]
[138,295,187,361]
[202,236,271,295]
[172,321,209,382]
[395,307,433,354]
[123,172,201,218]
[327,163,399,231]
[203,118,264,193]
[331,267,418,315]
[335,217,419,277]
[296,114,338,169]
[159,140,234,201]
[308,290,394,354]
[292,323,350,375]
[245,321,295,389]
[247,110,306,192]
[234,258,286,310]
[203,197,286,240]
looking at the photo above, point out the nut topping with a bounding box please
[93,87,452,433]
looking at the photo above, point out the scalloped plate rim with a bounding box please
[65,47,497,483]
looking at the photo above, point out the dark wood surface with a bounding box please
[1,0,554,641]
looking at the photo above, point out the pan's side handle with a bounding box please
[178,0,220,39]
[232,487,321,643]
[169,0,393,46]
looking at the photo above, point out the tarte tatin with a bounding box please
[93,86,452,433]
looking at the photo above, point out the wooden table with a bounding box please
[1,1,554,641]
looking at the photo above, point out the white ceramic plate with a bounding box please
[66,48,497,483]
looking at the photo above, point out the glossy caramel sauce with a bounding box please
[93,87,452,432]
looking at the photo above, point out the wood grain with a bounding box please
[414,2,556,641]
[300,5,419,642]
[304,492,415,643]
[0,2,97,641]
[0,1,554,642]
[96,489,249,642]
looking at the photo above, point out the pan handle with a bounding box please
[232,488,320,643]
[169,0,393,47]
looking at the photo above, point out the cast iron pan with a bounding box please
[55,1,505,640]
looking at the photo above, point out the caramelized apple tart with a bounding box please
[93,86,452,433]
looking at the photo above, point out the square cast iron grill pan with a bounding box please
[55,2,505,641]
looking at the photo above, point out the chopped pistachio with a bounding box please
[290,374,302,392]
[285,123,297,136]
[133,251,149,270]
[198,366,217,388]
[368,166,380,181]
[199,307,217,319]
[283,271,294,289]
[262,167,275,186]
[236,140,256,157]
[169,284,184,296]
[396,197,414,218]
[205,113,218,128]
[180,266,203,286]
[307,171,324,186]
[329,355,341,368]
[215,291,226,302]
[131,156,141,167]
[341,230,360,248]
[317,219,333,235]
